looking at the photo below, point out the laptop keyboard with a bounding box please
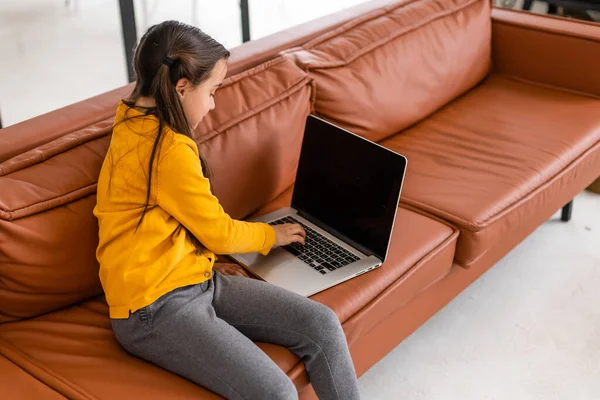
[269,216,360,275]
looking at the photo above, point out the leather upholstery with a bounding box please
[0,297,300,399]
[1,0,600,398]
[0,85,133,164]
[381,74,600,267]
[0,199,456,399]
[0,355,65,399]
[288,0,492,142]
[226,0,407,76]
[0,124,111,323]
[491,8,600,97]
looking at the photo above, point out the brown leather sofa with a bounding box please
[1,1,599,398]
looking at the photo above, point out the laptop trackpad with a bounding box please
[244,248,317,287]
[241,247,295,266]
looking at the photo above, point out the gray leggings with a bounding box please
[111,271,360,400]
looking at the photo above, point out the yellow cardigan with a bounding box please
[94,101,276,319]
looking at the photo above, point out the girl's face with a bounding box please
[177,59,227,130]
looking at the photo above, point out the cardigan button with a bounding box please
[204,271,211,278]
[195,250,202,256]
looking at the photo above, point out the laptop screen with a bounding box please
[292,115,406,261]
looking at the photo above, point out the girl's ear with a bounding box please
[175,78,190,97]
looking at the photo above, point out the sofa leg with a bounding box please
[561,200,573,222]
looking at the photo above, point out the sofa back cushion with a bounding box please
[0,126,111,323]
[193,57,314,219]
[0,57,313,323]
[287,0,491,142]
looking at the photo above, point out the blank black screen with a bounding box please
[292,116,406,260]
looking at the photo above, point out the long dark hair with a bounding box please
[125,21,229,231]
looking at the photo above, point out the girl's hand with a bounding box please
[273,223,306,247]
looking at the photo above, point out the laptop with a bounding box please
[231,115,407,297]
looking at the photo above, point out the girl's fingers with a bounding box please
[292,233,305,245]
[288,224,306,238]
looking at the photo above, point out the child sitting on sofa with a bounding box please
[93,20,360,400]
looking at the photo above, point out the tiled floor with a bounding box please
[1,1,599,399]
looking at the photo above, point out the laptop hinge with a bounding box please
[296,209,376,257]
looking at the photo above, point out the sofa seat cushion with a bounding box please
[0,193,457,399]
[0,296,308,400]
[382,74,600,267]
[287,0,491,142]
[0,188,458,399]
[249,186,459,344]
[0,354,65,399]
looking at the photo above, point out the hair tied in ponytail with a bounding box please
[163,56,174,68]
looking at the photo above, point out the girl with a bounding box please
[94,20,360,400]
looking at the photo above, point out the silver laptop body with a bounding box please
[231,115,407,297]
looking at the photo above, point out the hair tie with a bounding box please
[163,56,174,68]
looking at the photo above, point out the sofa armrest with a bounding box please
[491,8,600,97]
[0,84,133,164]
